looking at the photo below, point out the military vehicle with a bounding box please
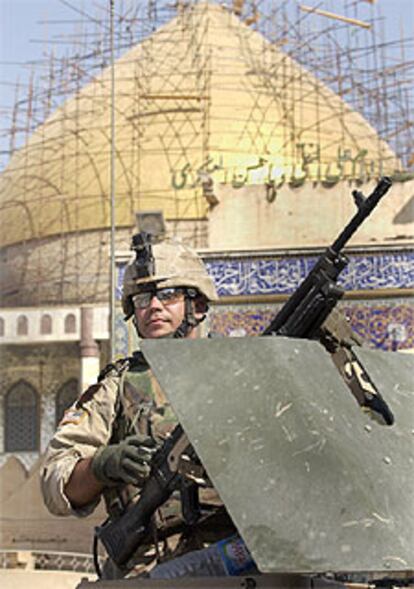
[77,335,413,589]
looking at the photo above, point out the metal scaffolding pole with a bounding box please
[109,0,116,360]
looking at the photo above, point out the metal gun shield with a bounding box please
[140,337,414,574]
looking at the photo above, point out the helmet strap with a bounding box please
[173,294,206,339]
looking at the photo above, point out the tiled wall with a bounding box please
[205,251,414,296]
[209,300,414,351]
[116,248,414,353]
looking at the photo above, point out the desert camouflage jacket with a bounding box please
[41,352,235,572]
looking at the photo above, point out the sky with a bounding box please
[0,0,413,165]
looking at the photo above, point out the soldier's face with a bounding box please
[134,292,188,339]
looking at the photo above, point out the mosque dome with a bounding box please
[0,2,399,305]
[0,3,399,247]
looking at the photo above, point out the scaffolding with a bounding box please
[0,1,412,170]
[0,0,412,306]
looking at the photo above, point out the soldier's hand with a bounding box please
[91,434,158,487]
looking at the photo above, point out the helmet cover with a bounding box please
[122,234,218,319]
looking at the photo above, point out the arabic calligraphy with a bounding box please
[204,251,414,297]
[117,252,414,300]
[172,156,223,190]
[170,145,393,194]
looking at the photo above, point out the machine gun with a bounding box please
[96,178,394,572]
[263,177,392,338]
[263,176,394,426]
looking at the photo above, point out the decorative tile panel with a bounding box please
[210,301,414,352]
[117,250,413,299]
[205,251,414,296]
[116,249,413,352]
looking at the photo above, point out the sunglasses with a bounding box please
[132,287,186,309]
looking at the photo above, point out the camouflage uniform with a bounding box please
[42,233,232,575]
[41,352,235,573]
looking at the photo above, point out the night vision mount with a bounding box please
[131,231,156,278]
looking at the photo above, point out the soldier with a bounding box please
[41,233,240,578]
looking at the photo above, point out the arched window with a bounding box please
[64,313,77,334]
[17,315,28,336]
[4,381,39,452]
[55,379,79,426]
[40,314,52,335]
[0,317,4,336]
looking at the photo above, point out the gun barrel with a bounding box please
[331,177,392,253]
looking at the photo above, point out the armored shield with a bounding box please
[141,337,414,574]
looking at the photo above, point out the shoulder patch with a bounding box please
[59,406,88,427]
[76,383,102,408]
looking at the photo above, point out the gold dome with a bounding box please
[0,3,399,248]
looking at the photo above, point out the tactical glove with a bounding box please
[91,434,158,487]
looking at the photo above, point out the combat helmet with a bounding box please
[122,232,218,337]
